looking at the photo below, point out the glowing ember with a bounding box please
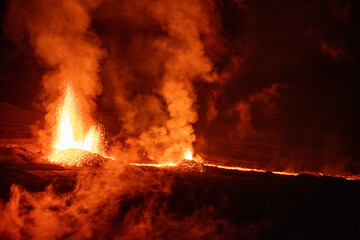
[50,85,104,166]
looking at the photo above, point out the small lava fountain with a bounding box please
[50,85,106,167]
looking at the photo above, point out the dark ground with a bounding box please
[1,149,360,239]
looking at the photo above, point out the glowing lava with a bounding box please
[184,148,193,160]
[50,85,104,166]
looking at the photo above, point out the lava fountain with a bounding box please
[50,85,105,166]
[184,148,193,160]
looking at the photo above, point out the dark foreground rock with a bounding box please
[0,154,360,239]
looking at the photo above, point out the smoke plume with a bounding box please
[0,2,230,238]
[4,0,105,151]
[96,0,219,163]
[235,83,282,139]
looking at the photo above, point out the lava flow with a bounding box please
[50,85,105,166]
[129,149,360,180]
[130,148,289,174]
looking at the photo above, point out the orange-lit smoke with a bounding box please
[235,83,282,139]
[0,162,157,239]
[5,0,105,153]
[0,161,235,239]
[99,0,218,163]
[5,0,221,164]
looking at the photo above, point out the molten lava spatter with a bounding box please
[50,85,104,166]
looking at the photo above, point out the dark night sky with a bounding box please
[0,0,359,174]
